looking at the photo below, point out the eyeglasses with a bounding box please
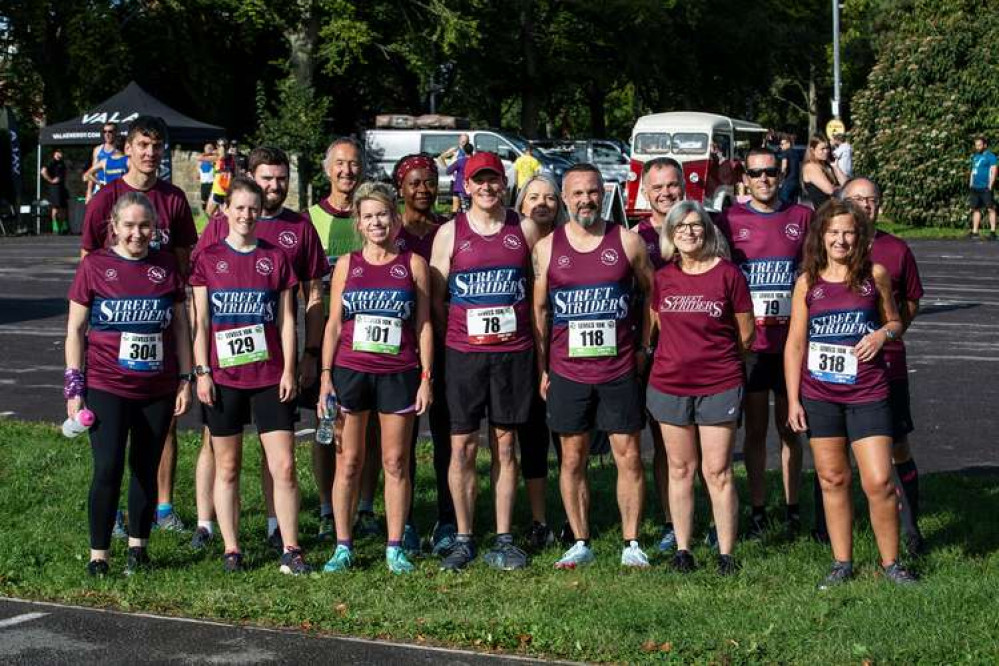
[746,167,779,179]
[673,222,705,235]
[844,195,879,206]
[103,129,115,135]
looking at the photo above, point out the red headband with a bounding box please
[395,155,437,188]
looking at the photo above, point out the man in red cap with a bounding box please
[430,152,541,571]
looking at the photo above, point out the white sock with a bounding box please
[197,520,214,534]
[267,517,278,536]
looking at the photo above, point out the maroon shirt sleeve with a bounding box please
[68,256,94,305]
[169,189,198,249]
[728,262,753,313]
[281,252,299,292]
[901,245,924,301]
[300,222,331,281]
[188,252,208,288]
[191,215,226,265]
[81,190,113,251]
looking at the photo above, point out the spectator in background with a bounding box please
[832,133,853,178]
[438,134,473,213]
[777,137,801,206]
[41,148,69,235]
[967,135,997,240]
[206,139,233,217]
[513,144,542,191]
[85,123,118,203]
[82,137,128,192]
[802,135,847,209]
[196,142,216,210]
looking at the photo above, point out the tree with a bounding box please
[851,0,999,227]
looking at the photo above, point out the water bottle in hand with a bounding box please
[316,393,339,446]
[62,409,95,438]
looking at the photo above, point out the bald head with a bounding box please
[840,177,881,226]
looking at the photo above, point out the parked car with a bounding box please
[531,139,629,184]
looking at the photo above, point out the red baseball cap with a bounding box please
[464,151,506,184]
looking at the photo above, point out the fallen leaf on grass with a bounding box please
[300,620,313,631]
[335,603,348,617]
[518,634,533,646]
[660,642,672,652]
[642,641,658,653]
[416,634,426,643]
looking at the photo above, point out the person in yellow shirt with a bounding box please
[513,144,542,190]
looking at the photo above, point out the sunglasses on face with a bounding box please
[746,167,779,179]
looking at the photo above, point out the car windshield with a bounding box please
[672,133,709,155]
[506,134,530,151]
[634,133,671,155]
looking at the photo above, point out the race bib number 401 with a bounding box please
[467,306,516,345]
[807,342,857,384]
[752,290,792,325]
[353,314,402,354]
[118,332,163,371]
[568,320,617,358]
[215,325,269,368]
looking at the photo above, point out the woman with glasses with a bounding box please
[642,201,754,576]
[802,134,847,208]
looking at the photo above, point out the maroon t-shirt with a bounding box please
[715,202,812,354]
[82,178,198,254]
[871,231,923,382]
[636,218,667,270]
[189,240,298,389]
[801,275,888,404]
[395,217,443,262]
[335,251,419,375]
[193,209,329,283]
[650,259,752,396]
[68,249,186,400]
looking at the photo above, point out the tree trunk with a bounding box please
[808,64,818,138]
[286,0,319,208]
[587,84,606,138]
[519,0,540,138]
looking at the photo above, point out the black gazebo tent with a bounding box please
[39,81,223,146]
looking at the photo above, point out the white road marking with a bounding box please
[909,355,999,363]
[0,326,64,337]
[0,366,65,374]
[0,612,48,629]
[0,411,15,417]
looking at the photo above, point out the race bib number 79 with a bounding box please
[215,325,269,368]
[807,342,858,384]
[752,290,792,325]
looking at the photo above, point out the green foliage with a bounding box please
[852,0,999,227]
[2,419,999,663]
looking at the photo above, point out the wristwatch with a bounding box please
[194,365,213,377]
[883,327,898,342]
[178,372,195,383]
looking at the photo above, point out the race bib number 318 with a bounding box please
[807,342,858,384]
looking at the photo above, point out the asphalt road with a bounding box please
[1,235,996,473]
[0,598,550,665]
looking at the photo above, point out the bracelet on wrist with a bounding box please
[420,369,432,381]
[64,368,85,400]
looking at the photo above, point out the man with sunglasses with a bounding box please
[839,177,925,556]
[85,123,119,203]
[715,147,813,541]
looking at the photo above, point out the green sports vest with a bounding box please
[308,201,361,313]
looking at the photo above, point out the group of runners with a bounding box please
[65,114,924,588]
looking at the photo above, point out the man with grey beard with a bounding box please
[532,163,653,569]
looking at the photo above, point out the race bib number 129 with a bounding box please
[807,342,858,384]
[467,306,516,345]
[216,325,269,368]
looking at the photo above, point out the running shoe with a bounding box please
[704,526,719,551]
[717,554,740,576]
[990,231,997,242]
[317,513,335,542]
[554,541,595,570]
[112,510,127,540]
[904,531,927,558]
[402,524,421,558]
[124,547,150,576]
[354,510,382,538]
[621,541,651,568]
[386,546,416,574]
[279,548,313,576]
[817,560,853,590]
[322,544,354,573]
[439,540,476,572]
[430,522,457,557]
[785,513,802,539]
[746,512,767,541]
[672,549,696,573]
[267,528,284,556]
[223,551,244,573]
[87,559,109,577]
[526,521,555,551]
[558,522,576,547]
[657,525,677,553]
[190,527,213,551]
[484,541,528,571]
[882,561,918,586]
[154,511,186,533]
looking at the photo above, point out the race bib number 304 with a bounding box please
[118,332,163,371]
[568,320,617,358]
[216,325,269,368]
[807,342,858,384]
[353,314,402,354]
[467,306,516,345]
[752,290,792,325]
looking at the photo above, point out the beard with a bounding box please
[572,207,599,227]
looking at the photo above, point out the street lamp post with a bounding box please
[832,0,841,118]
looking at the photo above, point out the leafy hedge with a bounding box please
[851,0,999,227]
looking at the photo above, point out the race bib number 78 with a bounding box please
[467,306,516,345]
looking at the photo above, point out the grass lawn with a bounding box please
[877,221,969,240]
[1,419,997,663]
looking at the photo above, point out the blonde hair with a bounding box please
[352,181,400,246]
[109,191,158,246]
[659,200,730,262]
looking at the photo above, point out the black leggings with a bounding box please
[407,341,456,526]
[518,390,562,480]
[87,388,174,549]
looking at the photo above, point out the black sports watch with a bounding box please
[178,372,195,383]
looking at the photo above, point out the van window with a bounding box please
[475,134,517,162]
[592,142,626,164]
[634,133,671,155]
[712,133,732,159]
[672,133,709,155]
[421,134,461,157]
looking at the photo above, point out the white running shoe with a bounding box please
[621,540,651,568]
[555,540,596,569]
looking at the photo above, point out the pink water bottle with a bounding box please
[62,409,95,438]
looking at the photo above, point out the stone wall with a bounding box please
[169,148,302,212]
